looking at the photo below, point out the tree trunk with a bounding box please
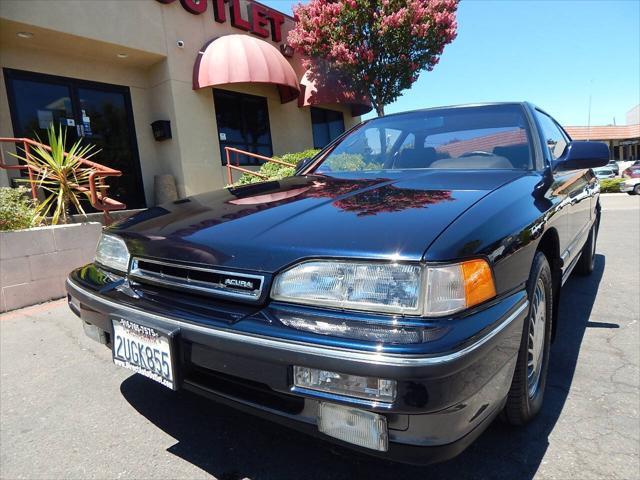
[375,104,385,116]
[61,191,72,224]
[61,200,69,224]
[378,127,386,155]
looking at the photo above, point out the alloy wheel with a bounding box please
[527,278,547,398]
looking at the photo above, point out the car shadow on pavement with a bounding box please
[120,255,605,480]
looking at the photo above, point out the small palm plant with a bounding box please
[12,124,100,224]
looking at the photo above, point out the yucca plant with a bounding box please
[11,124,100,224]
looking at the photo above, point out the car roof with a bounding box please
[374,102,532,120]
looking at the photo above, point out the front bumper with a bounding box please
[66,269,528,464]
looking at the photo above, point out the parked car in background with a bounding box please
[593,167,616,179]
[617,160,637,175]
[606,160,620,176]
[66,102,608,465]
[622,165,640,178]
[620,177,640,195]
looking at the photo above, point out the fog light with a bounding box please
[294,366,396,403]
[318,402,388,451]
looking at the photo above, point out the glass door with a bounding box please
[213,89,273,165]
[75,87,145,208]
[4,69,146,208]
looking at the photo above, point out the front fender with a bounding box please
[424,174,561,296]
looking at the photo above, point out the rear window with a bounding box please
[314,104,534,175]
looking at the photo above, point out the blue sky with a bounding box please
[262,0,640,127]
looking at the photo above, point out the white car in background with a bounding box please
[593,167,616,179]
[620,177,640,195]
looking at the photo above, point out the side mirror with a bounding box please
[554,141,609,170]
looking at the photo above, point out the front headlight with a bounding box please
[271,259,496,317]
[95,233,130,273]
[272,261,423,315]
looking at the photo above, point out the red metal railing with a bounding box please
[0,137,126,224]
[225,146,295,185]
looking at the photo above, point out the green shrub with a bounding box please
[599,178,624,193]
[321,153,383,172]
[279,149,321,166]
[234,149,320,186]
[0,187,40,231]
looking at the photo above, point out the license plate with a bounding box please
[112,318,176,390]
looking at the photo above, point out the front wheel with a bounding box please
[634,184,640,195]
[502,252,553,426]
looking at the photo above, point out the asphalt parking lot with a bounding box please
[1,193,639,480]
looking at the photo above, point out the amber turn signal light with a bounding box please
[461,259,497,308]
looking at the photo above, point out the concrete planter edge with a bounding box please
[0,222,102,312]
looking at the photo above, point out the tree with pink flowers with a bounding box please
[288,0,458,116]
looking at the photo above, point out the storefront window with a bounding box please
[311,107,345,149]
[213,89,273,165]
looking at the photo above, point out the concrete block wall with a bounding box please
[0,222,102,312]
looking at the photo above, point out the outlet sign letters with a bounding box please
[157,0,286,43]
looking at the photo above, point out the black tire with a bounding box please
[634,184,640,195]
[502,252,553,426]
[575,220,598,276]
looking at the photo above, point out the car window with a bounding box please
[399,133,415,152]
[361,128,402,155]
[314,104,534,174]
[535,111,569,161]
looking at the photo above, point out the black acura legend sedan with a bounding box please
[66,102,608,464]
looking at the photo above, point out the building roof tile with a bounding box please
[564,124,640,140]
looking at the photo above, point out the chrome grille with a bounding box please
[129,257,264,301]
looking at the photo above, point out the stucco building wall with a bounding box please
[0,0,362,203]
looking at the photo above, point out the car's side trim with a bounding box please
[561,217,595,284]
[66,278,528,368]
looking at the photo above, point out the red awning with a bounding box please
[299,70,372,117]
[193,34,300,103]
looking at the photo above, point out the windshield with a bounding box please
[314,104,534,175]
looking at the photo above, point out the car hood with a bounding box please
[112,171,525,273]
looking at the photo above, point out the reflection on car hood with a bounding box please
[113,170,525,272]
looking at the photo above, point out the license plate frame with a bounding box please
[111,317,179,390]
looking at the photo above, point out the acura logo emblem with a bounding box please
[223,278,254,289]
